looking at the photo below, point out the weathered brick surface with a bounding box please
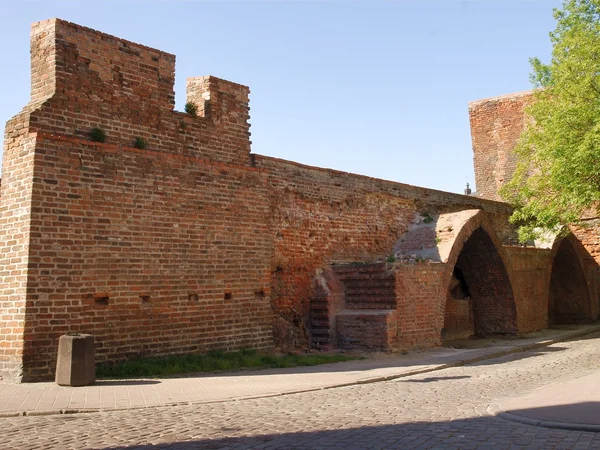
[395,263,446,349]
[336,310,398,351]
[468,91,533,201]
[0,19,270,381]
[1,19,599,381]
[17,134,273,380]
[469,89,600,327]
[503,246,551,333]
[254,155,521,348]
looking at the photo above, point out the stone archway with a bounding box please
[548,236,592,324]
[443,227,517,339]
[393,210,519,343]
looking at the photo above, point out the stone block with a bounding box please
[55,334,95,386]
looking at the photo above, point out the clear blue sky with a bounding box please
[1,0,561,193]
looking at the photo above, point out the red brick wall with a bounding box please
[395,263,446,349]
[0,19,270,381]
[18,134,273,380]
[443,296,473,341]
[4,19,599,381]
[469,91,533,201]
[27,19,250,166]
[504,246,552,333]
[0,113,37,381]
[336,310,398,351]
[253,154,516,347]
[469,88,600,320]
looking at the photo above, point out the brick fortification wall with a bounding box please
[253,156,518,349]
[469,90,600,321]
[0,19,272,381]
[468,91,533,201]
[2,19,598,381]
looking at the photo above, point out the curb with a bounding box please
[2,325,600,419]
[488,404,600,433]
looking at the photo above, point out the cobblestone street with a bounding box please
[2,334,600,449]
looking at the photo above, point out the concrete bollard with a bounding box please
[55,333,96,386]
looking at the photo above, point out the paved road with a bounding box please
[3,334,600,449]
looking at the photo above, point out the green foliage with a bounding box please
[89,127,106,143]
[386,254,397,263]
[184,101,198,117]
[422,212,434,223]
[96,349,359,378]
[501,0,600,242]
[133,137,147,149]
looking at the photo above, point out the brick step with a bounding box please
[344,284,394,291]
[310,314,329,327]
[344,278,394,285]
[345,290,395,297]
[341,271,393,277]
[346,305,396,310]
[311,328,330,336]
[346,297,396,303]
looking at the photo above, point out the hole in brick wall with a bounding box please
[188,293,199,302]
[94,295,109,306]
[140,294,151,303]
[255,290,266,299]
[275,266,283,273]
[224,292,233,300]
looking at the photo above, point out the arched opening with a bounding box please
[549,238,591,324]
[443,227,517,340]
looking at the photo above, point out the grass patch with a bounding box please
[96,349,359,379]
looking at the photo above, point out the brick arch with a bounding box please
[441,211,517,339]
[548,234,592,324]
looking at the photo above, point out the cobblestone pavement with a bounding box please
[4,334,600,449]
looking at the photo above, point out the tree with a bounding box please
[500,0,600,242]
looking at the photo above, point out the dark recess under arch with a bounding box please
[443,227,517,340]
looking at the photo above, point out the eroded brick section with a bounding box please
[329,264,398,351]
[333,265,396,310]
[469,91,533,201]
[254,155,516,348]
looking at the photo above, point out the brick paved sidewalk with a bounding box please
[1,324,598,417]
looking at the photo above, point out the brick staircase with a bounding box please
[309,286,332,349]
[310,264,398,351]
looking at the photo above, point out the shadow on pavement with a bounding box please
[399,375,470,383]
[96,410,600,449]
[504,401,600,428]
[469,346,568,366]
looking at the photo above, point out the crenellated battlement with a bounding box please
[21,18,251,165]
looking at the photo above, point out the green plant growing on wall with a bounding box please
[184,101,198,117]
[386,255,397,263]
[422,212,434,223]
[501,0,600,242]
[133,137,147,149]
[89,127,106,143]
